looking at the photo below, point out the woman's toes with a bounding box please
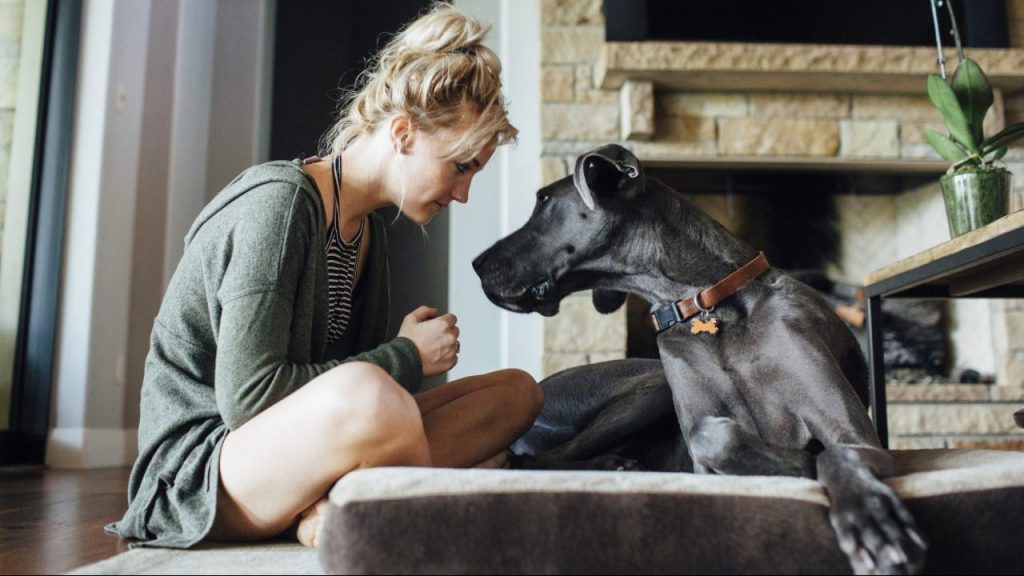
[295,497,330,548]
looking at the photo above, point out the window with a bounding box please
[1,0,79,465]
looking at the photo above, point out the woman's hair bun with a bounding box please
[322,3,517,161]
[395,4,489,56]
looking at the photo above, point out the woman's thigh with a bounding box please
[210,362,430,541]
[416,368,542,468]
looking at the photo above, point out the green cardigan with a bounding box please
[107,160,423,548]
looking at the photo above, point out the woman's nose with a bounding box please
[451,183,469,204]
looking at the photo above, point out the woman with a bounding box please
[108,4,542,549]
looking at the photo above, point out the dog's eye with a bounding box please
[538,193,551,204]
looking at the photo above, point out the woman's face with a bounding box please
[394,119,496,225]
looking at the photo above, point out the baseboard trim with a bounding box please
[46,427,138,469]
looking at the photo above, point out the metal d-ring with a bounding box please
[692,293,715,321]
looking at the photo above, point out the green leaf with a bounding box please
[986,146,1008,162]
[925,129,969,162]
[927,74,977,153]
[981,123,1024,154]
[952,58,993,146]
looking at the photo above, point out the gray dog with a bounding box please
[473,144,926,575]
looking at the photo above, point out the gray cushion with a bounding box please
[318,449,1024,574]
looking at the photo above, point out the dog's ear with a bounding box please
[592,289,627,314]
[572,144,644,210]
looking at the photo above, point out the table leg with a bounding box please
[866,295,888,448]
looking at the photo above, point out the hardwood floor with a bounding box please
[0,466,131,574]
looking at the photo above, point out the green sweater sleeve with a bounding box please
[342,336,423,394]
[215,289,340,431]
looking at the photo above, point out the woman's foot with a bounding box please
[295,497,330,548]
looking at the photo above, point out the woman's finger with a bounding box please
[410,306,438,322]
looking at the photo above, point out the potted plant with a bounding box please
[925,0,1024,237]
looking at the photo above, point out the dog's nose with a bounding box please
[472,252,488,273]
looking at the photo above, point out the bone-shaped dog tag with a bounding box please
[690,317,719,335]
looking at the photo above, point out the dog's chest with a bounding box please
[657,328,806,442]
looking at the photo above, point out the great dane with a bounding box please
[473,144,926,575]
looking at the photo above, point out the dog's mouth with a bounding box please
[483,277,562,317]
[483,269,607,317]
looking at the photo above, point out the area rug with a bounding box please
[66,540,321,575]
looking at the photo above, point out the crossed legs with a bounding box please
[209,362,542,545]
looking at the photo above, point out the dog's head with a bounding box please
[473,144,653,317]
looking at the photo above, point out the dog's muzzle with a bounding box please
[480,276,562,317]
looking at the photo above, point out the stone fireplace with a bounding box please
[538,0,1024,449]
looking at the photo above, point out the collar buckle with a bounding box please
[652,303,682,332]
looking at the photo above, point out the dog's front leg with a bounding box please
[816,445,926,575]
[687,416,816,477]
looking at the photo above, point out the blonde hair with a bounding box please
[321,3,518,161]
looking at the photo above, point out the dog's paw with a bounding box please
[829,478,926,575]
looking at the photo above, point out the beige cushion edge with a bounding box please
[329,449,1024,507]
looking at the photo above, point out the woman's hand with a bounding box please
[397,306,460,377]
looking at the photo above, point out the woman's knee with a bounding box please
[307,362,425,449]
[494,368,544,425]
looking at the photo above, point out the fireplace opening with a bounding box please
[604,0,1010,48]
[625,167,966,384]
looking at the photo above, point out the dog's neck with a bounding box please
[608,185,762,311]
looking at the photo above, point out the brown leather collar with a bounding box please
[650,251,770,333]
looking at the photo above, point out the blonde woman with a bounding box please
[108,4,541,549]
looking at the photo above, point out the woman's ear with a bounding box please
[389,114,414,154]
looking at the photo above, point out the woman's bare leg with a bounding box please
[211,364,542,547]
[416,368,542,468]
[290,369,543,543]
[210,362,431,543]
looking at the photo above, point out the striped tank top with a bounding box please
[306,155,363,345]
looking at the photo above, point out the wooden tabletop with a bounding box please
[864,210,1024,288]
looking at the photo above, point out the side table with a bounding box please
[863,210,1024,448]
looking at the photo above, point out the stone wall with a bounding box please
[889,384,1024,450]
[538,0,1024,449]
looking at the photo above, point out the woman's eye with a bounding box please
[455,162,470,175]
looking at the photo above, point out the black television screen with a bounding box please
[605,0,1009,48]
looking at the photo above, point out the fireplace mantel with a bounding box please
[638,155,949,174]
[596,42,1024,95]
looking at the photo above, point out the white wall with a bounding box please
[449,0,543,381]
[48,0,274,469]
[49,0,148,469]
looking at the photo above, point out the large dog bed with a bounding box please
[318,449,1024,574]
